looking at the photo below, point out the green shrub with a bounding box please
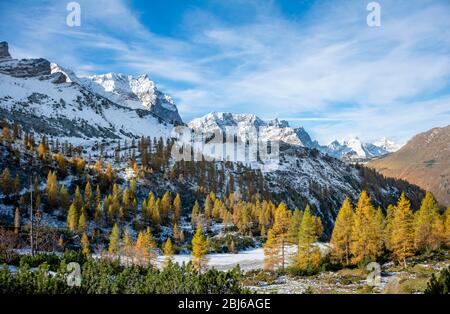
[0,257,249,294]
[424,266,450,294]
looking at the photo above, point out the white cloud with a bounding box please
[1,0,449,144]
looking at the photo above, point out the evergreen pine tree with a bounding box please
[108,223,120,255]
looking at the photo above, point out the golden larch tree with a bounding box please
[270,202,291,269]
[192,224,209,273]
[390,193,415,268]
[296,205,322,269]
[414,192,444,252]
[163,238,174,268]
[445,207,450,247]
[122,228,134,265]
[81,232,90,256]
[173,193,182,222]
[350,191,383,265]
[66,203,78,231]
[330,197,354,265]
[287,208,303,244]
[263,229,280,271]
[384,204,396,250]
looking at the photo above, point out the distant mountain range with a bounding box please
[321,136,401,161]
[188,112,401,161]
[369,125,450,206]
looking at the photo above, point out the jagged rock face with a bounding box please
[0,58,51,78]
[0,42,51,78]
[0,42,11,59]
[80,73,183,125]
[188,112,316,147]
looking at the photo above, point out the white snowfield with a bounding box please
[157,244,330,272]
[159,247,272,272]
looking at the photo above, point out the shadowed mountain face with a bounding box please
[368,125,450,206]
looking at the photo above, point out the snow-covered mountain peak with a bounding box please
[268,118,290,128]
[342,137,366,157]
[76,72,182,124]
[189,112,265,130]
[50,63,81,84]
[322,136,395,161]
[188,112,317,147]
[373,137,401,152]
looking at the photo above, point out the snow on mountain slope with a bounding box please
[188,112,318,147]
[188,112,397,162]
[373,137,402,153]
[321,137,399,161]
[79,72,182,125]
[0,44,176,150]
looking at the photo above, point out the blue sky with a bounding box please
[1,0,450,145]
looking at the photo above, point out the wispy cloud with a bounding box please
[0,0,449,144]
